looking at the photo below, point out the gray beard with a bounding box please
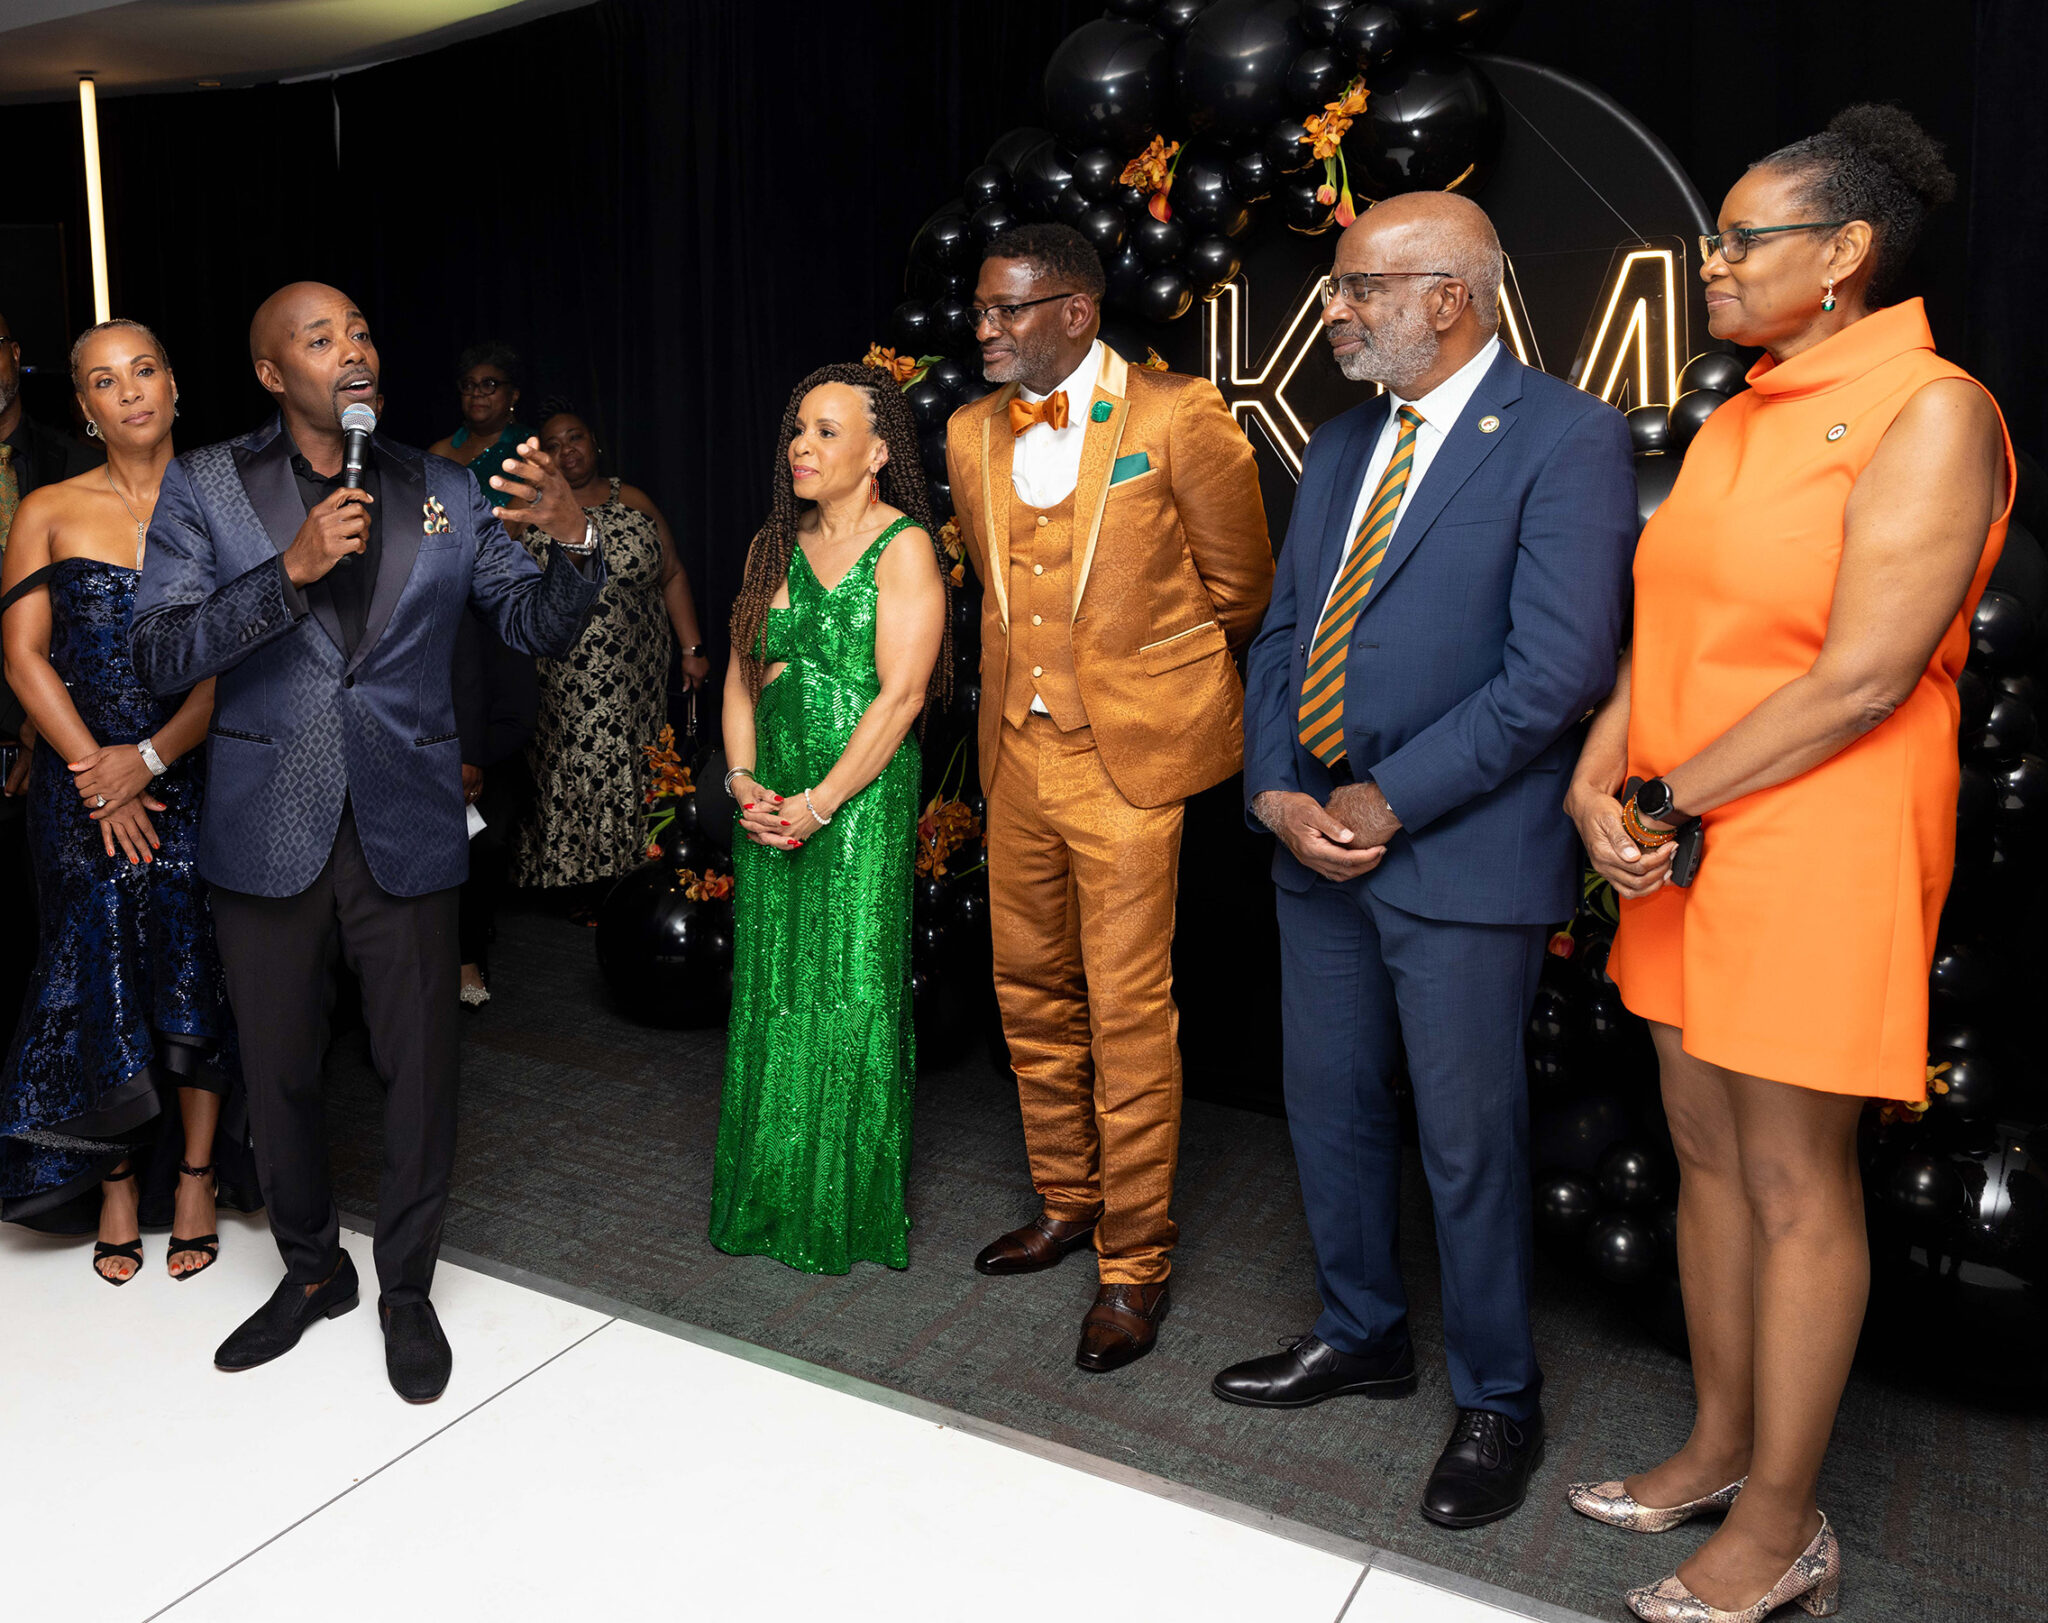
[1332,307,1440,394]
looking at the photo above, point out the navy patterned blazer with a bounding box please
[131,417,602,899]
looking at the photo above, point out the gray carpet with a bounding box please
[323,904,2046,1623]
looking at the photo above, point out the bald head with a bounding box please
[250,282,380,454]
[1336,193,1503,337]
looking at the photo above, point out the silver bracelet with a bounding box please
[554,516,601,555]
[803,788,831,826]
[722,765,754,798]
[137,738,168,777]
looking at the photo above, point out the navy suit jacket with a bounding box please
[1243,348,1635,925]
[130,418,602,899]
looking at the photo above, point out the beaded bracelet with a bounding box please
[803,788,831,827]
[1618,794,1677,850]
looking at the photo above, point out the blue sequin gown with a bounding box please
[0,558,256,1227]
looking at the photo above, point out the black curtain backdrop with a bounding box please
[3,0,2040,675]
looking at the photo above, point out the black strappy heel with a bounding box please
[93,1165,143,1286]
[167,1160,221,1280]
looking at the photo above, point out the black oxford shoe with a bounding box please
[215,1252,360,1372]
[381,1299,453,1404]
[1211,1334,1418,1408]
[1421,1408,1545,1529]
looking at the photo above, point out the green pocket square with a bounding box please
[1110,451,1151,485]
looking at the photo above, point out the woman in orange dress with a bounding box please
[1563,107,2011,1622]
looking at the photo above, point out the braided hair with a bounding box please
[730,363,952,726]
[1753,105,1955,307]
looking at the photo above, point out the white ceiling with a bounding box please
[0,0,600,102]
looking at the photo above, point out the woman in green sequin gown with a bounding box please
[713,367,947,1273]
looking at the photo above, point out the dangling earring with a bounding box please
[173,393,181,421]
[868,470,879,506]
[1821,277,1837,313]
[86,419,100,438]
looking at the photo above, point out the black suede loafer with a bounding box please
[1211,1334,1418,1408]
[215,1252,360,1372]
[1421,1408,1545,1529]
[381,1299,452,1404]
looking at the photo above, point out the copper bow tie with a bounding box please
[1009,391,1070,436]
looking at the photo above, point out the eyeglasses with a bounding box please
[968,292,1082,330]
[1319,271,1452,306]
[459,377,509,397]
[1698,222,1849,265]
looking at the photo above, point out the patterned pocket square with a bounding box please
[423,496,450,535]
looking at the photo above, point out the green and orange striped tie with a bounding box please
[1298,405,1423,767]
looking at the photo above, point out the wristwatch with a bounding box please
[1632,776,1681,825]
[555,516,601,556]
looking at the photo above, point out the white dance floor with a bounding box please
[1,1212,1568,1623]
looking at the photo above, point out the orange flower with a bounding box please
[1119,135,1179,192]
[916,792,984,877]
[1316,183,1336,206]
[1141,348,1170,372]
[641,723,695,799]
[862,343,920,385]
[1302,76,1369,161]
[685,870,735,902]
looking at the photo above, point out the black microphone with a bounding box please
[337,402,376,568]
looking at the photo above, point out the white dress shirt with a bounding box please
[1316,336,1503,627]
[1010,339,1105,511]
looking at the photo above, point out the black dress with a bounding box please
[0,558,257,1230]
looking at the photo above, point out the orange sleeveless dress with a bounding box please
[1609,300,2014,1100]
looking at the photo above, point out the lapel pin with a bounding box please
[1090,399,1113,423]
[423,495,450,535]
[1827,423,1848,441]
[1477,414,1500,434]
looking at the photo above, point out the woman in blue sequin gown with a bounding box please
[0,320,254,1281]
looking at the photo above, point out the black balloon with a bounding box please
[1679,351,1747,396]
[1170,143,1239,230]
[1394,0,1524,48]
[1106,243,1150,305]
[1667,388,1731,449]
[926,358,972,400]
[1953,1137,2047,1266]
[1187,234,1244,294]
[1929,941,1994,1012]
[969,200,1019,247]
[1011,137,1077,219]
[1533,1093,1628,1176]
[1597,1142,1668,1210]
[1177,0,1307,148]
[985,126,1051,173]
[1527,983,1570,1050]
[1229,147,1272,201]
[919,430,950,484]
[1108,0,1155,14]
[595,863,735,1029]
[1972,690,2037,761]
[913,205,976,274]
[932,296,975,350]
[1336,3,1403,68]
[1970,589,2031,669]
[1585,1212,1660,1287]
[1956,764,1996,863]
[1877,1144,1967,1238]
[962,164,1010,210]
[1349,51,1503,197]
[1045,18,1175,155]
[1280,173,1335,233]
[1633,451,1680,531]
[1079,204,1129,258]
[1987,521,2047,626]
[1287,46,1345,107]
[1299,0,1350,42]
[891,301,933,354]
[1263,117,1318,174]
[1527,1048,1572,1094]
[1534,1174,1600,1244]
[1139,269,1195,323]
[928,477,953,515]
[1134,213,1189,265]
[1581,981,1634,1050]
[1070,146,1124,201]
[1625,405,1670,455]
[905,378,949,430]
[1992,752,2048,820]
[1054,185,1094,228]
[952,887,990,934]
[1153,0,1209,39]
[1924,1046,2012,1127]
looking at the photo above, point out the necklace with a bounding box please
[104,466,151,569]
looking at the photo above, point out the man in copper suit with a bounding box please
[947,224,1272,1371]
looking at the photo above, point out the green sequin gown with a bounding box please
[711,517,921,1273]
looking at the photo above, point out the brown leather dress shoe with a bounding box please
[973,1214,1097,1276]
[1074,1282,1170,1373]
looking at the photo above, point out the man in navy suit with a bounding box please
[1215,195,1635,1527]
[132,283,602,1402]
